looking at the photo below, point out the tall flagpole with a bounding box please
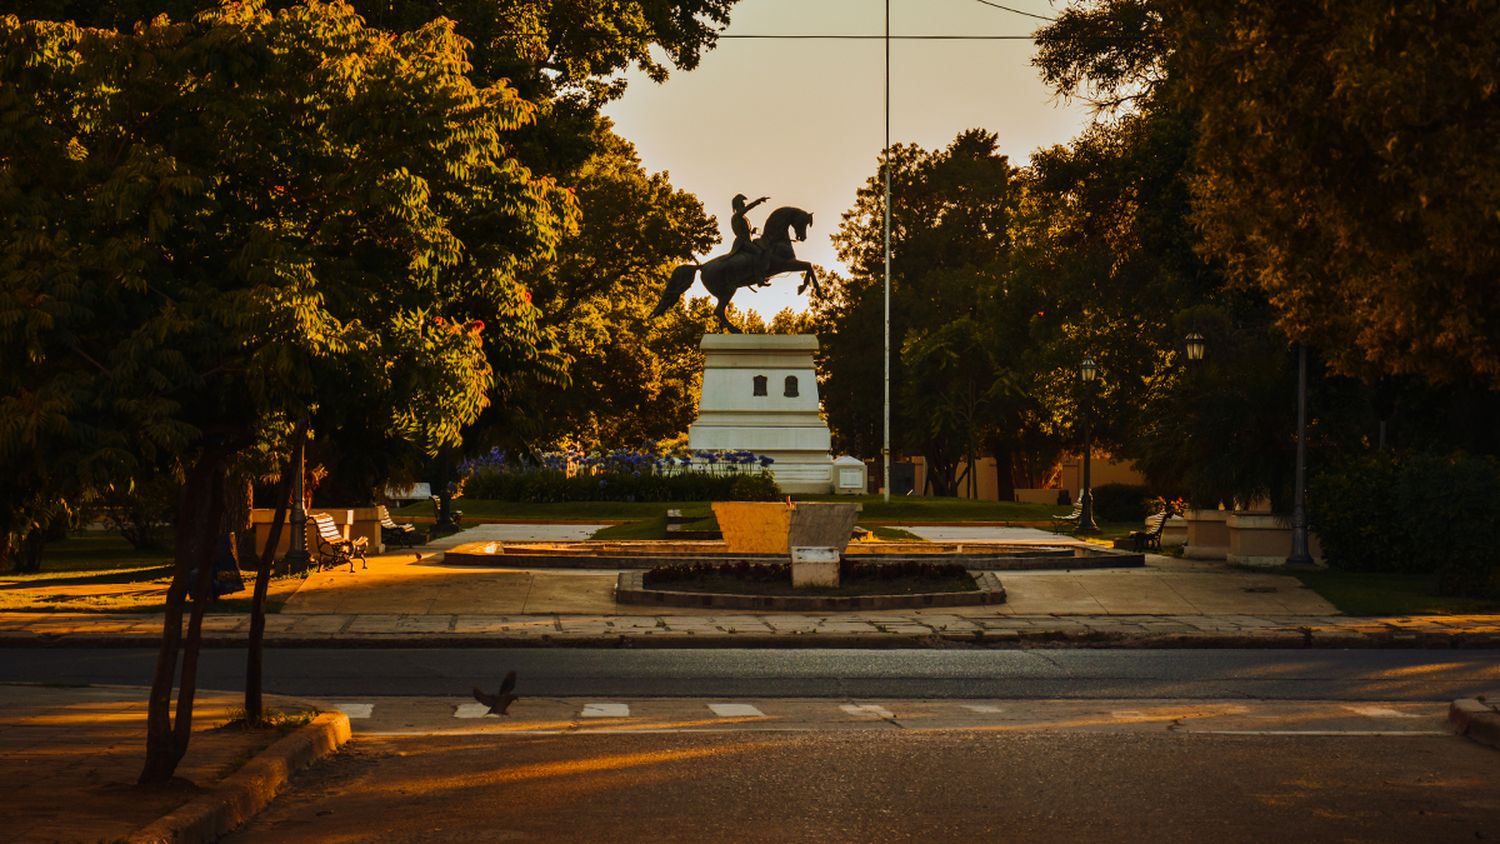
[882,0,892,503]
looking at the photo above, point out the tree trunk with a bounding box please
[926,452,960,498]
[428,447,457,527]
[246,422,302,724]
[990,440,1017,502]
[225,474,255,569]
[16,527,45,574]
[139,446,230,784]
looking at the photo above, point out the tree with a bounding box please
[821,130,1023,486]
[9,0,740,174]
[520,127,718,450]
[0,3,574,780]
[1168,0,1500,386]
[1029,0,1500,510]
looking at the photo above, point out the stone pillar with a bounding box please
[688,334,834,494]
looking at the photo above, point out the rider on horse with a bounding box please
[727,194,773,286]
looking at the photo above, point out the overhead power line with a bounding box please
[718,34,1037,40]
[969,0,1056,21]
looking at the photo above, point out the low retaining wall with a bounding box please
[443,541,1144,571]
[615,570,1006,611]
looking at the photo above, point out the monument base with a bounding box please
[688,334,834,494]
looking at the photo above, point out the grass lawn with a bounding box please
[1289,569,1500,616]
[0,532,298,614]
[399,495,1073,525]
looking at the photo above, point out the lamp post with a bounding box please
[282,424,310,571]
[1286,343,1315,568]
[1077,357,1100,534]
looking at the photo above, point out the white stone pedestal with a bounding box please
[688,334,834,494]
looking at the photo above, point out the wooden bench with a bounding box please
[1129,511,1171,552]
[431,495,463,527]
[377,504,419,548]
[312,512,368,572]
[1050,503,1083,534]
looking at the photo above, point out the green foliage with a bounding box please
[0,4,575,534]
[1311,452,1500,597]
[464,467,778,503]
[819,130,1045,494]
[1170,0,1500,386]
[1088,483,1150,523]
[517,127,718,451]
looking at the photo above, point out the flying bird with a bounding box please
[472,670,519,716]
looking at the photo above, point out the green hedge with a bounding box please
[1089,484,1151,523]
[463,468,780,503]
[1311,452,1500,597]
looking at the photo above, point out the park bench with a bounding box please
[1050,503,1083,534]
[430,494,463,526]
[377,504,419,548]
[312,512,368,572]
[1129,511,1171,552]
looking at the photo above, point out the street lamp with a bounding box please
[1184,332,1207,362]
[1286,343,1315,568]
[1077,357,1100,534]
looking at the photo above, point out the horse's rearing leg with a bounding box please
[715,297,741,334]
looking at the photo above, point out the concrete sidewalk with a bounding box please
[0,683,322,842]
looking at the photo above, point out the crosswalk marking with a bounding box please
[841,704,894,719]
[962,704,1005,714]
[332,703,374,719]
[581,703,630,718]
[708,703,765,718]
[454,703,493,719]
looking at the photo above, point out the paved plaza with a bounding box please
[5,522,1499,648]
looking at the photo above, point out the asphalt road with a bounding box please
[6,648,1498,700]
[227,730,1500,843]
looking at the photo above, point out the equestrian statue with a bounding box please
[651,194,819,333]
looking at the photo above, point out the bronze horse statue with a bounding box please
[650,206,819,333]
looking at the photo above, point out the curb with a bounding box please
[8,629,1500,650]
[1447,697,1500,750]
[127,711,352,843]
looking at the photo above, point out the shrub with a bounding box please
[97,477,179,550]
[460,449,781,503]
[1088,484,1150,523]
[1311,452,1500,597]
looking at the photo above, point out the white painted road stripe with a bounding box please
[332,703,373,719]
[454,703,493,719]
[841,704,894,719]
[962,705,1005,714]
[708,703,765,718]
[1192,730,1449,737]
[581,703,631,718]
[1343,705,1428,718]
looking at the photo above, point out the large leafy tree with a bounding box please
[821,130,1025,494]
[11,0,739,173]
[1029,0,1500,510]
[1169,0,1500,386]
[523,127,717,449]
[0,2,573,780]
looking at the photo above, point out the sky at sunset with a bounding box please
[602,0,1093,317]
